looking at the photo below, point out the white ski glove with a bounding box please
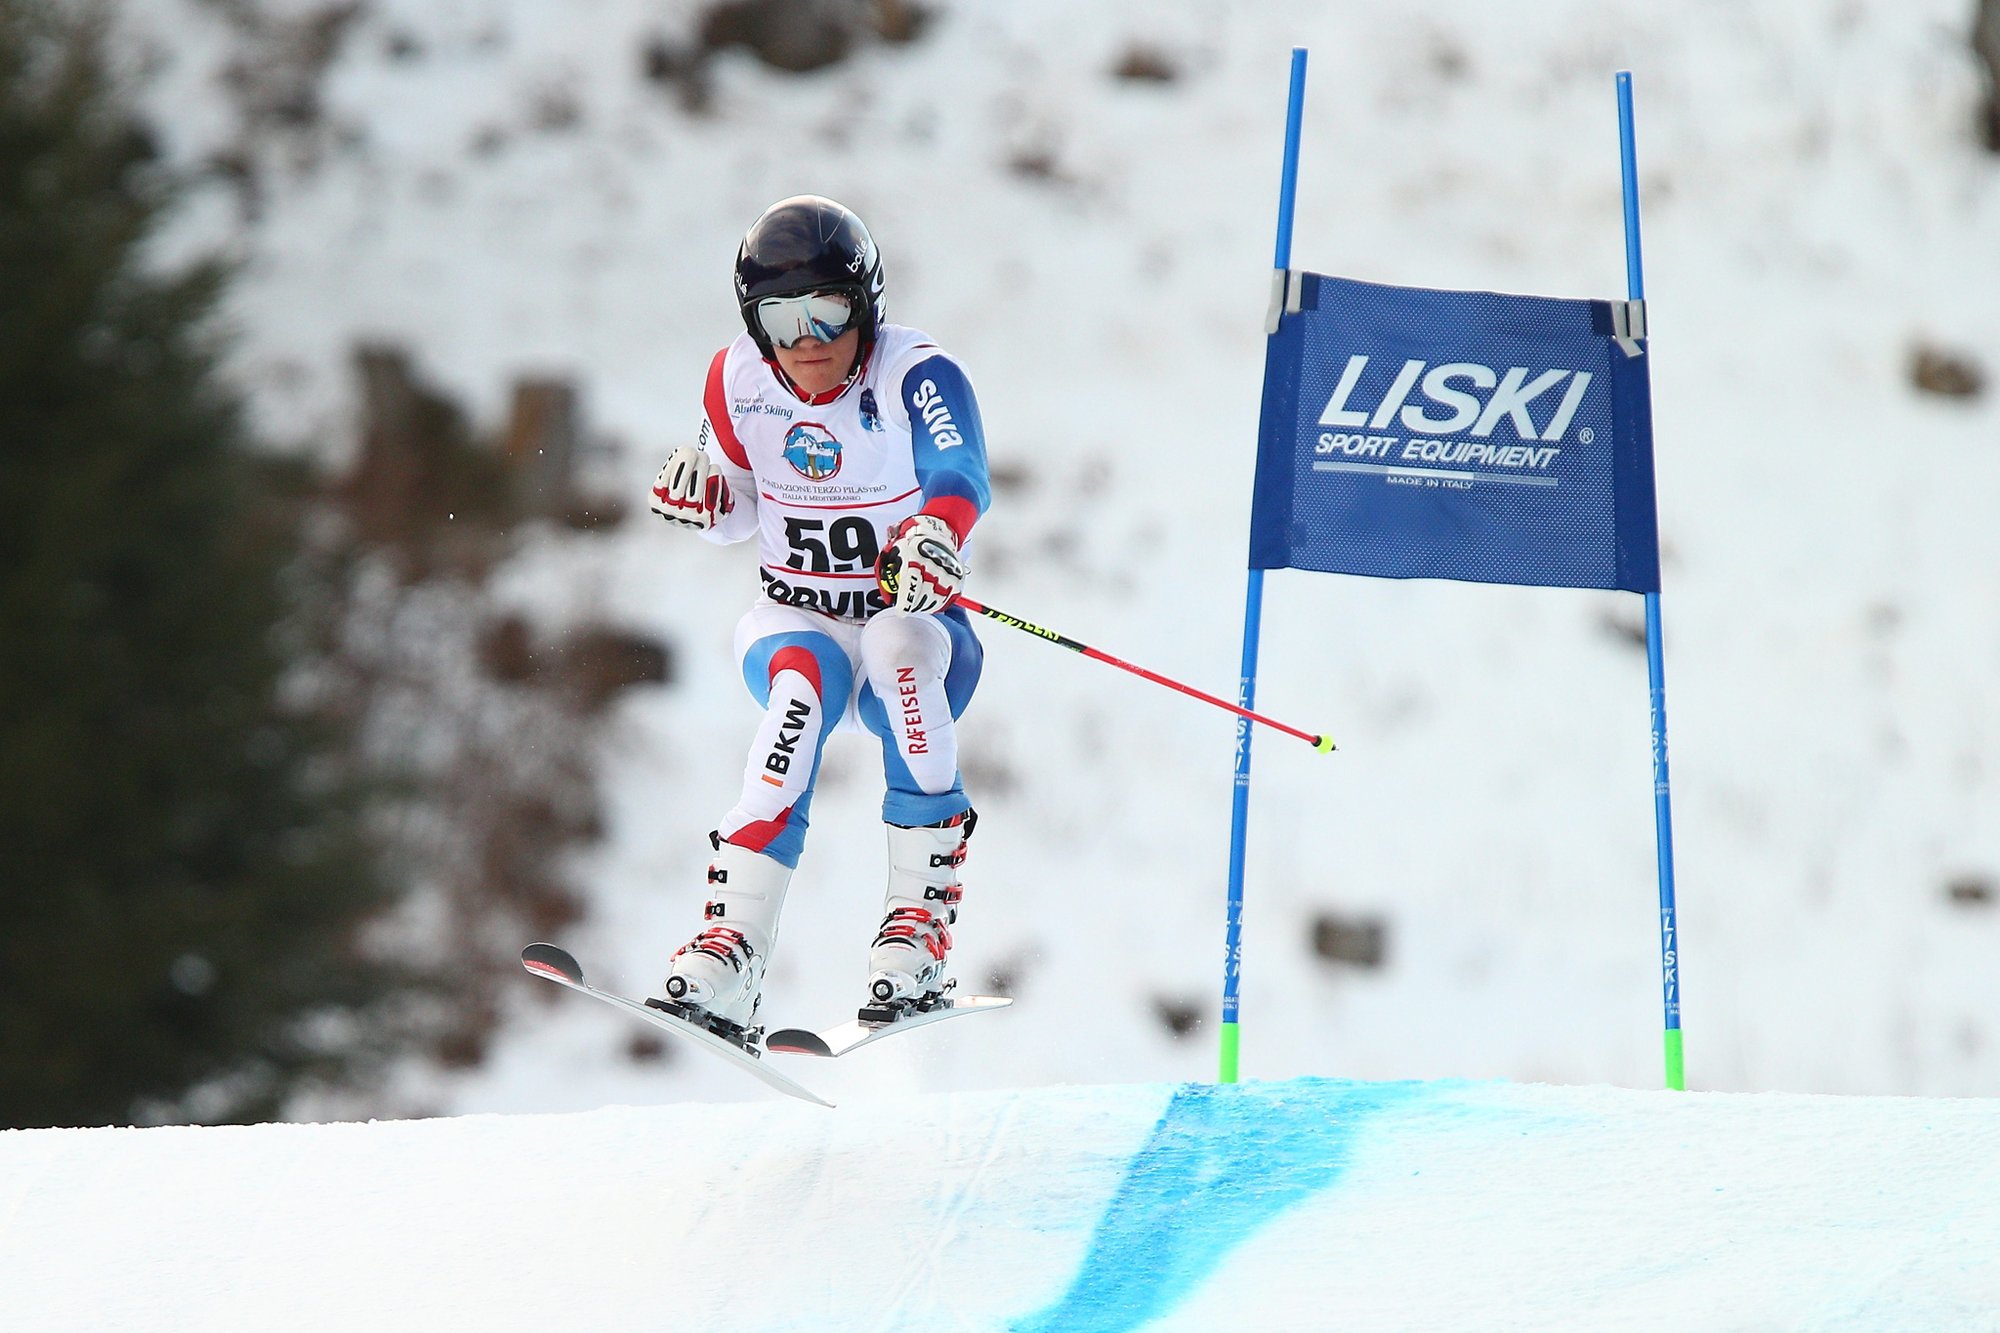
[876,514,966,614]
[649,445,734,531]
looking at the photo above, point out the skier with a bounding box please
[646,195,990,1044]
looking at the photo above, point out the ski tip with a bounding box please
[521,942,583,986]
[764,1028,834,1058]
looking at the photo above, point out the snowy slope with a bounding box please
[110,0,2000,1115]
[6,1076,2000,1330]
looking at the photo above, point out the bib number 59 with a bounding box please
[783,516,881,574]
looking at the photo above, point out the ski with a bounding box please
[764,990,1012,1059]
[520,943,834,1108]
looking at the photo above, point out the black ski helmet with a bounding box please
[734,195,886,363]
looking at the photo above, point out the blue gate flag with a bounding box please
[1250,272,1661,593]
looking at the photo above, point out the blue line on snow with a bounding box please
[1014,1078,1422,1332]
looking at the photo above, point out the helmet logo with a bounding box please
[782,422,843,480]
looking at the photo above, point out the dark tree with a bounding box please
[0,2,437,1128]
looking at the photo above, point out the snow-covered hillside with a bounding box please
[111,0,2000,1114]
[6,1077,2000,1330]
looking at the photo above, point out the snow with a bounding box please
[6,1076,2000,1329]
[100,0,2000,1120]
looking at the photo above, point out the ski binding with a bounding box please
[521,942,833,1108]
[765,982,1012,1059]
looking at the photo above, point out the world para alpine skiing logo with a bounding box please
[782,422,842,480]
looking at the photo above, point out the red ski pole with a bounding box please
[954,596,1336,753]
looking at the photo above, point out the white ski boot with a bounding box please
[661,834,793,1041]
[865,810,976,1013]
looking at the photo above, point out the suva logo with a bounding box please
[909,379,964,450]
[1318,355,1593,441]
[782,422,842,480]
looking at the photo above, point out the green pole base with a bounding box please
[1219,1021,1241,1084]
[1664,1028,1685,1091]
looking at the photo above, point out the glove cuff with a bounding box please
[900,512,959,550]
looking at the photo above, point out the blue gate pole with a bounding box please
[1221,47,1308,1084]
[1616,71,1685,1091]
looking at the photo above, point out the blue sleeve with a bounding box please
[901,354,991,538]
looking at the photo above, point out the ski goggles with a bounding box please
[753,290,858,349]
